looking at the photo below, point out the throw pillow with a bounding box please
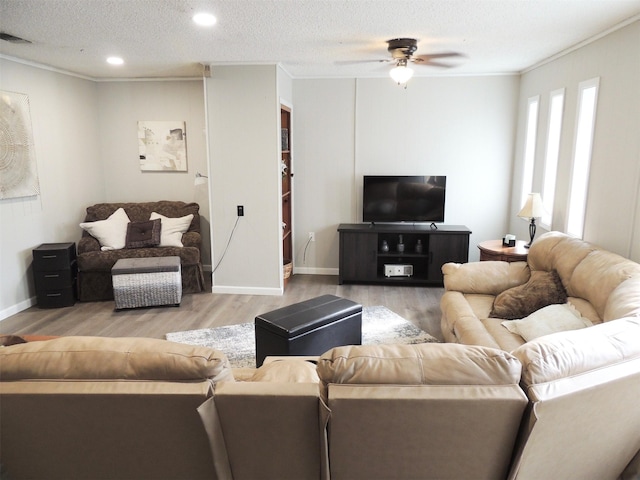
[490,269,567,319]
[502,303,593,342]
[125,219,161,248]
[149,212,193,247]
[0,335,27,347]
[79,207,130,251]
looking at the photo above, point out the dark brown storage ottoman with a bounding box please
[255,294,362,367]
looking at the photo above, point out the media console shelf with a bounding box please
[337,223,471,286]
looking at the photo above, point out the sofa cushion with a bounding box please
[527,231,595,285]
[317,343,522,387]
[250,359,320,383]
[570,250,640,319]
[512,317,640,386]
[150,212,194,247]
[501,303,592,342]
[0,336,234,382]
[442,260,530,295]
[79,207,130,251]
[125,219,161,248]
[77,245,201,271]
[605,277,640,321]
[490,269,567,319]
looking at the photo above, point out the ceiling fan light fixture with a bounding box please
[193,12,217,27]
[389,62,414,85]
[106,56,124,66]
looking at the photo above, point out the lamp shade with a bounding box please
[518,193,546,219]
[194,172,208,186]
[389,64,414,85]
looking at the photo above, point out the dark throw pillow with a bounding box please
[125,219,161,249]
[0,335,27,347]
[490,269,567,320]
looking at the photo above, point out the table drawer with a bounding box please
[34,269,75,290]
[33,244,76,271]
[37,287,76,308]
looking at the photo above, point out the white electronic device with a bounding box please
[384,264,413,277]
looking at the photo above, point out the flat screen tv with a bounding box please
[362,175,446,223]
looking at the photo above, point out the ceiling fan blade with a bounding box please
[335,59,391,66]
[412,60,456,69]
[414,52,463,62]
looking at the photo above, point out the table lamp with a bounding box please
[518,193,546,248]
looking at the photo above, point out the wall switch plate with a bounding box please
[237,205,244,216]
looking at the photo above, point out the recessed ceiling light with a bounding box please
[193,12,217,27]
[107,56,124,66]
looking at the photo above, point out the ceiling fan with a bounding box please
[384,38,462,85]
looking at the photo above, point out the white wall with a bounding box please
[206,65,282,294]
[292,75,520,270]
[292,79,357,273]
[96,80,210,266]
[511,20,640,260]
[0,60,210,320]
[0,59,103,319]
[2,20,638,319]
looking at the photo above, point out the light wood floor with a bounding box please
[1,274,445,341]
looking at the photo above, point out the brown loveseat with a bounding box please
[77,201,205,301]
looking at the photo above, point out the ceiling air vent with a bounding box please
[0,32,32,44]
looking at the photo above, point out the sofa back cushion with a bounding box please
[317,343,522,399]
[442,260,530,295]
[0,336,234,383]
[513,316,640,388]
[606,277,640,321]
[528,232,640,320]
[527,231,595,283]
[508,318,640,480]
[83,201,200,235]
[318,343,527,480]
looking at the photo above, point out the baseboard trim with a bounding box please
[211,285,283,296]
[293,267,339,275]
[0,296,37,322]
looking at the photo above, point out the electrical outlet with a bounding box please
[309,232,315,241]
[237,205,244,216]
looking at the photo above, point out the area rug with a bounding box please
[166,306,438,368]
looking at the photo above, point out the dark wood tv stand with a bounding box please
[337,223,472,286]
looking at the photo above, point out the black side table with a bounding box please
[32,243,77,308]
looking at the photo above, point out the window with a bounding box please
[540,89,565,228]
[521,95,539,208]
[567,78,599,238]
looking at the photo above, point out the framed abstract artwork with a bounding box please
[0,90,40,199]
[138,121,187,172]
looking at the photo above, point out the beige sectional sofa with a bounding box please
[441,231,640,350]
[3,232,640,479]
[2,321,640,480]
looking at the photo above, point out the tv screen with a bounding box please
[363,175,446,223]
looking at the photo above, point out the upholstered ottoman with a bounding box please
[255,294,362,367]
[112,256,182,309]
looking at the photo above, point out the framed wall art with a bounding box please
[0,90,40,199]
[138,120,187,172]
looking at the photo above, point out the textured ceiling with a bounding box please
[1,0,639,80]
